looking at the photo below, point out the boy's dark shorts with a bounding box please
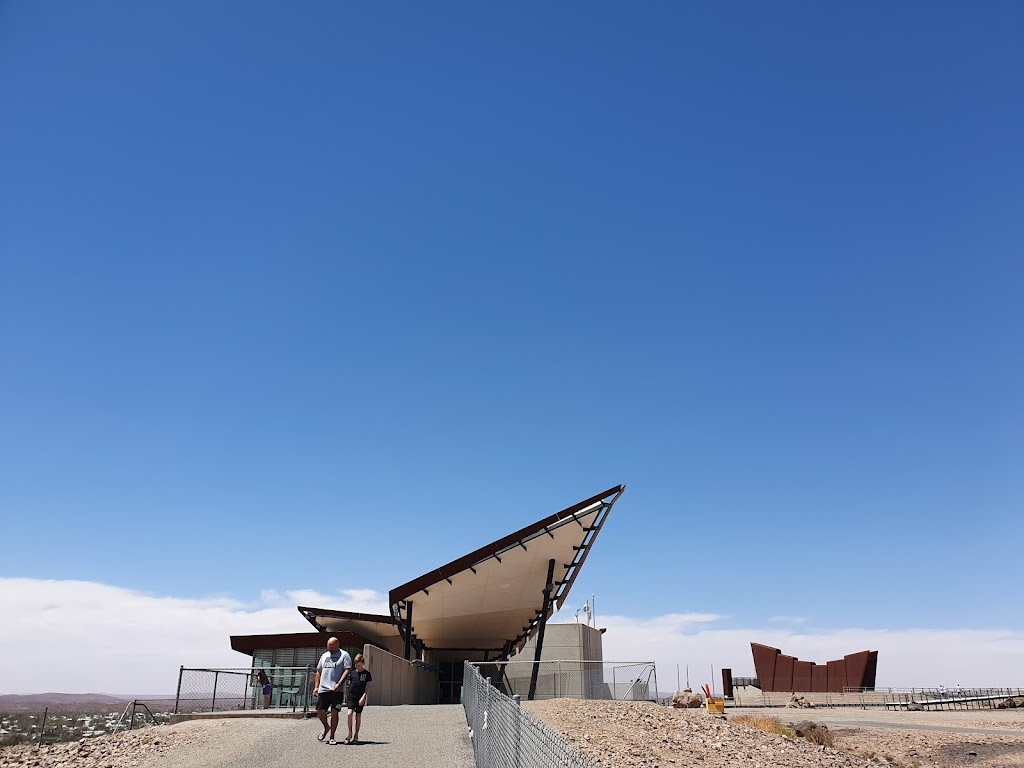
[316,691,345,711]
[347,696,364,714]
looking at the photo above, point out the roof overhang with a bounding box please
[297,607,402,642]
[388,485,624,655]
[229,631,374,655]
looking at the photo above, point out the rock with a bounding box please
[786,694,813,709]
[907,701,924,711]
[789,721,826,738]
[671,690,703,708]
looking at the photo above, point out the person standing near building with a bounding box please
[257,669,272,709]
[314,637,352,745]
[344,653,373,745]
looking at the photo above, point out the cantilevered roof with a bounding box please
[229,631,375,655]
[297,607,402,641]
[388,485,624,655]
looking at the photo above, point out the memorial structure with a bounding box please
[750,642,878,693]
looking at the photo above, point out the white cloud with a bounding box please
[3,578,1022,695]
[0,578,388,695]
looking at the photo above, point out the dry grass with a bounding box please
[800,724,835,747]
[732,714,836,748]
[731,714,796,739]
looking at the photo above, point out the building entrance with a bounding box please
[438,661,464,704]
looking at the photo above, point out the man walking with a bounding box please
[314,637,352,745]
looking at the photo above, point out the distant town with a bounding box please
[0,695,172,746]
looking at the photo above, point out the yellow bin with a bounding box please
[706,697,725,714]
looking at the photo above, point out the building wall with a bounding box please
[514,623,604,662]
[500,623,606,699]
[362,645,437,706]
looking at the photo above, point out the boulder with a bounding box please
[790,720,827,737]
[671,690,703,708]
[786,694,814,709]
[907,701,924,711]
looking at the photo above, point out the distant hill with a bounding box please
[0,693,132,713]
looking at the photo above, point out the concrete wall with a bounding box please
[501,624,607,699]
[515,623,604,662]
[362,645,437,706]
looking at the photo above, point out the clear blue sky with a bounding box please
[2,2,1022,633]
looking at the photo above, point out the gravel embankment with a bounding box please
[525,699,1024,768]
[0,727,185,768]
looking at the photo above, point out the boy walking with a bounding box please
[344,654,372,745]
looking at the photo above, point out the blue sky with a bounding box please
[2,1,1023,684]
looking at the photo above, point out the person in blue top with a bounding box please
[313,637,352,745]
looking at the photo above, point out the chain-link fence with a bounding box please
[174,666,314,715]
[463,661,599,768]
[473,660,657,702]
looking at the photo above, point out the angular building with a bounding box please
[230,485,624,704]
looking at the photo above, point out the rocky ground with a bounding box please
[525,699,1024,768]
[0,726,189,768]
[2,702,1022,768]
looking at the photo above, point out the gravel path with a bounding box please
[136,706,475,768]
[729,707,1024,738]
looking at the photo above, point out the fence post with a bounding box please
[303,665,312,718]
[613,667,617,701]
[174,666,184,714]
[484,678,491,767]
[37,707,48,747]
[513,694,522,768]
[211,671,219,712]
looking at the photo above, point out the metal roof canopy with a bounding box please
[389,485,624,658]
[297,607,402,640]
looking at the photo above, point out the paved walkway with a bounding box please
[140,705,476,768]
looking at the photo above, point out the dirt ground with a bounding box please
[525,699,1024,768]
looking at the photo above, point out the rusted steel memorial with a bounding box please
[750,642,878,693]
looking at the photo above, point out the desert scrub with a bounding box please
[731,714,796,739]
[800,724,835,747]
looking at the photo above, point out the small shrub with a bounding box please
[731,714,796,739]
[801,724,835,747]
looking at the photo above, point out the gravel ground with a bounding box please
[6,702,1022,768]
[526,699,1024,768]
[0,705,475,768]
[751,707,1024,768]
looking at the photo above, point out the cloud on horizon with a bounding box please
[3,578,1021,694]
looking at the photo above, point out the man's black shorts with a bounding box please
[346,695,364,714]
[316,690,345,711]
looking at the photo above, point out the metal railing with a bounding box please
[463,661,599,768]
[471,660,658,702]
[731,687,1024,710]
[883,688,1024,711]
[174,666,314,715]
